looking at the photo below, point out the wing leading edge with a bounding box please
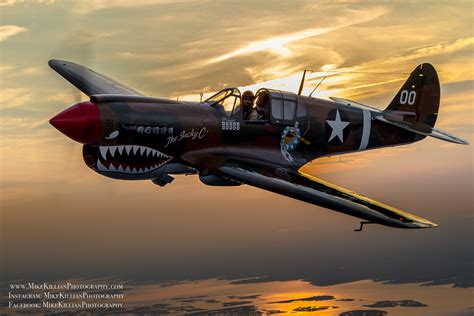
[219,165,437,229]
[49,59,143,96]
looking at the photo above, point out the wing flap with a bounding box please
[49,59,143,96]
[219,165,437,229]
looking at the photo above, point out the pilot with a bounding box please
[242,90,258,120]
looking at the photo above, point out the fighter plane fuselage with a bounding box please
[62,93,423,181]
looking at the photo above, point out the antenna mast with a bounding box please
[297,69,307,96]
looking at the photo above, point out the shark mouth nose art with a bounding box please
[96,145,172,174]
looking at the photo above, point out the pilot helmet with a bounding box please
[242,90,255,109]
[242,90,254,99]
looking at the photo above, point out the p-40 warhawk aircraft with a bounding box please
[49,60,468,231]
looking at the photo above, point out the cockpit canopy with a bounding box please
[205,87,307,125]
[204,88,241,116]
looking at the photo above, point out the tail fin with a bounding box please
[386,63,440,128]
[377,63,468,145]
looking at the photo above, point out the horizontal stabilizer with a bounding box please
[374,115,469,145]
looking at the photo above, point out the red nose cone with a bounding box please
[50,101,101,144]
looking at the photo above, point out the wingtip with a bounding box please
[48,59,57,68]
[48,59,65,69]
[448,135,469,145]
[418,220,438,228]
[48,59,75,69]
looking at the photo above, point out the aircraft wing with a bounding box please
[219,164,437,230]
[49,59,143,96]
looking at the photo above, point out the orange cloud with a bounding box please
[0,24,26,42]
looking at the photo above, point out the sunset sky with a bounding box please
[1,0,473,314]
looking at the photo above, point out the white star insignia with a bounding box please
[326,109,350,143]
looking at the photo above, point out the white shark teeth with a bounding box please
[97,159,107,171]
[96,145,172,174]
[99,146,108,160]
[109,146,117,157]
[96,160,170,174]
[97,162,165,173]
[99,145,170,159]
